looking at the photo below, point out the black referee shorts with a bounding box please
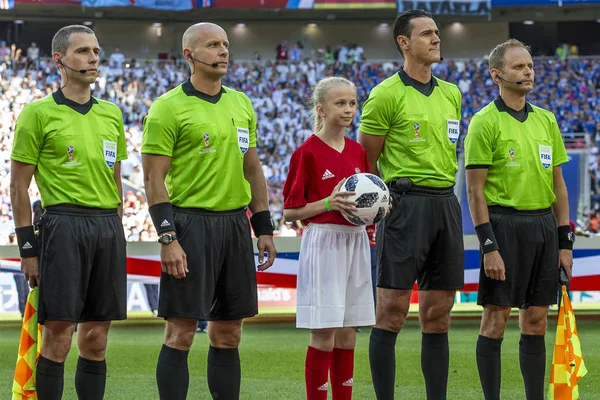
[478,206,559,309]
[38,205,127,325]
[376,184,465,291]
[158,207,258,321]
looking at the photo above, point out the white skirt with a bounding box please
[296,223,376,329]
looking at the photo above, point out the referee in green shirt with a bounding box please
[10,25,127,400]
[142,23,277,400]
[465,39,574,400]
[358,10,464,400]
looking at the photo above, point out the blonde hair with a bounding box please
[312,77,356,133]
[488,39,531,73]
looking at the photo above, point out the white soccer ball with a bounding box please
[341,173,391,226]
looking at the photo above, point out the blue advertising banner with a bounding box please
[81,0,203,9]
[396,0,491,16]
[492,0,600,6]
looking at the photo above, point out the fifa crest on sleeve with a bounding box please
[203,133,210,148]
[508,148,515,162]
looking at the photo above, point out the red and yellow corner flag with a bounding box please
[549,285,588,399]
[12,287,43,400]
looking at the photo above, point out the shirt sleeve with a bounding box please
[551,114,569,167]
[464,113,494,167]
[142,98,178,157]
[11,104,43,165]
[116,109,128,162]
[359,85,394,136]
[245,94,257,149]
[283,149,308,209]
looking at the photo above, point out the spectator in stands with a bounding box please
[109,46,125,68]
[27,42,39,64]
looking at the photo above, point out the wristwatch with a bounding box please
[158,232,177,245]
[568,231,576,244]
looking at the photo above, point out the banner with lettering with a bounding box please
[396,0,491,16]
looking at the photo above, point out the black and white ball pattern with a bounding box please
[341,173,391,225]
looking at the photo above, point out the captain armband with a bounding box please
[15,225,38,258]
[474,222,500,254]
[251,210,274,237]
[149,202,175,235]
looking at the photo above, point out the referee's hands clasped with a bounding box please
[483,250,506,281]
[160,237,188,279]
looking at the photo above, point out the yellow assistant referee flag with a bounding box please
[549,285,587,399]
[12,286,43,400]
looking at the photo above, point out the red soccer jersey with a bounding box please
[284,135,370,226]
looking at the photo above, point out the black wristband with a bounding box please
[251,210,274,237]
[475,222,500,254]
[558,225,574,250]
[149,202,175,235]
[15,225,38,258]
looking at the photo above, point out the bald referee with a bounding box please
[465,39,573,400]
[142,23,277,400]
[10,25,127,400]
[358,10,464,400]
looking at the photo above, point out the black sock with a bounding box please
[75,357,107,400]
[369,327,398,400]
[476,335,503,400]
[156,344,190,400]
[519,334,546,400]
[207,346,241,400]
[36,356,65,400]
[421,332,449,400]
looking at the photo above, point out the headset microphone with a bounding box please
[498,75,523,85]
[59,60,88,74]
[188,54,219,68]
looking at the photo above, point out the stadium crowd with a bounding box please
[1,40,600,242]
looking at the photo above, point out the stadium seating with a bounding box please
[1,55,598,242]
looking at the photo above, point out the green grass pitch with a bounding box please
[1,318,598,399]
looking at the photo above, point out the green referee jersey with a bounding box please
[142,80,257,211]
[464,97,569,210]
[11,90,128,209]
[359,69,462,187]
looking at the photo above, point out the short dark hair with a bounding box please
[392,9,433,54]
[51,25,95,55]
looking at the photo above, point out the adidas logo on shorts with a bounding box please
[160,220,171,227]
[322,169,335,180]
[317,383,328,391]
[22,242,32,250]
[342,378,353,387]
[484,239,493,246]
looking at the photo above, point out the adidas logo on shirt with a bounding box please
[484,239,493,246]
[317,383,328,391]
[322,169,335,180]
[342,378,353,387]
[160,220,171,227]
[22,242,32,250]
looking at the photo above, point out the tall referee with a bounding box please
[358,10,464,400]
[142,23,277,400]
[10,25,127,400]
[465,39,574,400]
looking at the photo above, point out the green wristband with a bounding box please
[324,197,332,211]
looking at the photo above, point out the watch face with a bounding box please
[568,232,576,243]
[159,234,172,244]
